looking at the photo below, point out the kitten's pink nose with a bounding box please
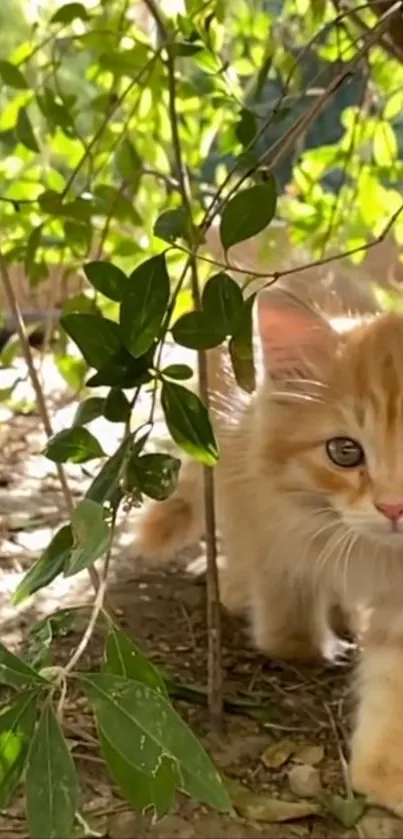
[375,502,403,522]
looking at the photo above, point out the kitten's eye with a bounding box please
[325,437,365,468]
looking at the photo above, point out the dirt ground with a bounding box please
[1,357,403,839]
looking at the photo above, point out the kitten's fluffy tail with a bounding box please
[135,346,232,559]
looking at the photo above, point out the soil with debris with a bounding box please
[1,357,403,839]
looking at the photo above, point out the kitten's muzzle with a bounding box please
[375,501,403,532]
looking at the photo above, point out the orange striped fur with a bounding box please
[135,285,403,815]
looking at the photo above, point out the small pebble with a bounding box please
[288,764,322,798]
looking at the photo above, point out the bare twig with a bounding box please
[332,0,403,64]
[174,198,403,281]
[0,249,101,595]
[57,515,118,720]
[63,578,108,677]
[143,0,223,725]
[61,52,160,198]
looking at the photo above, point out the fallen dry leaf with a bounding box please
[261,738,296,769]
[229,782,320,823]
[293,745,324,766]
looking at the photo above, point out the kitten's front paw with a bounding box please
[350,737,403,818]
[321,633,356,666]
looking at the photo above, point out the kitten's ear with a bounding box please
[257,287,336,377]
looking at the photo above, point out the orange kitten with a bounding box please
[136,286,403,815]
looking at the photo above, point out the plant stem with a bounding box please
[195,319,223,727]
[0,249,101,595]
[173,197,403,281]
[168,77,223,730]
[143,0,223,725]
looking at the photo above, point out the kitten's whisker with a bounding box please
[313,525,350,584]
[340,532,358,596]
[281,377,329,389]
[270,392,326,405]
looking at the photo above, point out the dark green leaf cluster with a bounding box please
[0,628,231,838]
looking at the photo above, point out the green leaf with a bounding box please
[0,60,28,90]
[0,642,45,688]
[161,364,193,381]
[0,691,37,808]
[61,313,123,369]
[373,121,398,167]
[99,46,150,76]
[63,220,91,255]
[170,40,204,57]
[116,138,142,184]
[120,255,170,358]
[101,731,177,816]
[202,273,244,336]
[62,196,94,221]
[253,52,273,102]
[311,0,326,23]
[161,382,218,466]
[235,109,257,148]
[55,354,87,392]
[63,292,97,315]
[127,453,180,500]
[37,87,73,133]
[24,610,79,673]
[219,178,277,251]
[86,347,152,389]
[66,498,110,576]
[0,334,23,368]
[80,673,232,812]
[44,427,105,463]
[16,107,39,153]
[154,209,189,243]
[25,618,54,671]
[72,397,105,427]
[229,294,256,393]
[84,261,128,302]
[104,625,167,696]
[94,185,142,225]
[86,439,131,505]
[15,527,73,604]
[38,189,63,215]
[0,386,14,402]
[26,703,78,839]
[321,793,366,828]
[104,388,131,423]
[50,2,89,23]
[171,312,223,350]
[13,526,73,604]
[25,225,43,278]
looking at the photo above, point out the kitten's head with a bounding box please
[258,286,403,546]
